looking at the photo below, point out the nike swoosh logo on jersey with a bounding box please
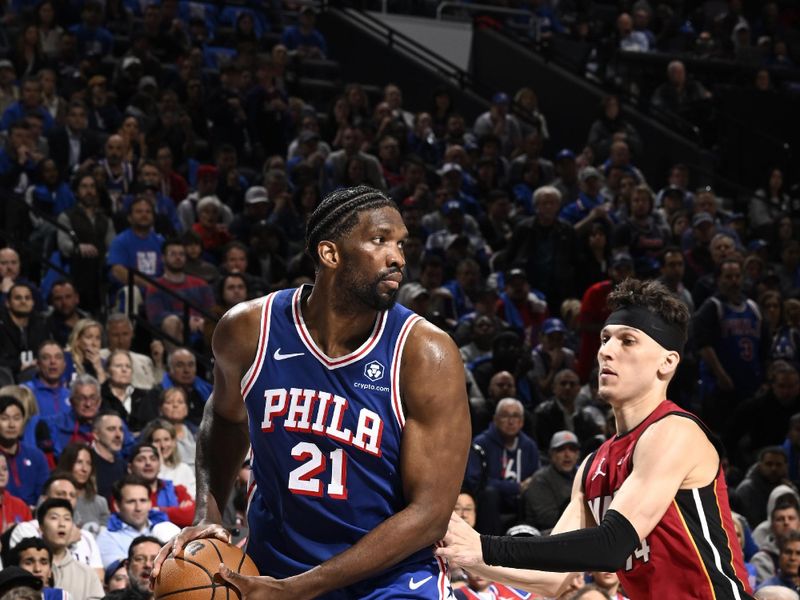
[273,348,305,361]
[409,575,433,590]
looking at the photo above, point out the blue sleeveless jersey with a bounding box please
[241,285,450,599]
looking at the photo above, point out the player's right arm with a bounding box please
[451,457,593,596]
[151,300,260,579]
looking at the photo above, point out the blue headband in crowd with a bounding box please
[604,306,685,354]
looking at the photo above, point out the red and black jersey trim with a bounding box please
[673,483,754,600]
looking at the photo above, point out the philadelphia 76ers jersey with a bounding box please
[240,285,450,599]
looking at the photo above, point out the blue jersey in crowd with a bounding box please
[242,285,450,599]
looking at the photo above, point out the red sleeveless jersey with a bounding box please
[582,401,754,599]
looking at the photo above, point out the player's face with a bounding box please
[772,508,800,537]
[597,325,671,405]
[18,548,52,584]
[336,207,407,311]
[779,541,800,577]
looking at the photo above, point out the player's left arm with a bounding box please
[221,320,471,599]
[436,414,717,574]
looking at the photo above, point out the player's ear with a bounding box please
[317,240,339,269]
[658,350,680,379]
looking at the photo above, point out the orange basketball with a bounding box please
[154,538,259,599]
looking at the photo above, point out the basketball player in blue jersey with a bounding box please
[151,185,471,599]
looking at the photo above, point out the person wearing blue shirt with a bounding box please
[30,159,76,217]
[42,374,135,458]
[0,77,56,133]
[0,396,50,505]
[559,166,615,234]
[68,2,114,57]
[106,195,165,286]
[22,341,71,419]
[281,7,328,58]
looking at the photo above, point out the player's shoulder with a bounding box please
[212,296,271,364]
[635,410,714,462]
[403,316,459,360]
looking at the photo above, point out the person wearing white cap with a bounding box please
[523,430,580,534]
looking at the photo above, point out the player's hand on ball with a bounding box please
[434,513,485,568]
[218,564,286,599]
[150,521,231,583]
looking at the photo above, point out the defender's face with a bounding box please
[597,325,670,404]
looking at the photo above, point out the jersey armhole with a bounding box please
[581,451,597,495]
[240,293,277,397]
[628,411,721,473]
[389,314,423,430]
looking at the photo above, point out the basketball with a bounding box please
[154,538,259,599]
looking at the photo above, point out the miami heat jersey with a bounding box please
[582,401,753,600]
[240,286,449,598]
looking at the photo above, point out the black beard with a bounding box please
[8,306,32,319]
[337,262,400,312]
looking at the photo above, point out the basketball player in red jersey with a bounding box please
[436,278,754,599]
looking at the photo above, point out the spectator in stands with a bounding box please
[466,398,539,535]
[96,475,180,567]
[106,195,165,288]
[650,60,712,122]
[281,6,328,58]
[43,374,133,457]
[56,442,109,528]
[70,1,113,57]
[531,318,575,401]
[616,12,651,52]
[384,84,414,129]
[325,127,385,192]
[504,186,577,312]
[47,101,100,176]
[0,249,45,313]
[443,259,482,320]
[124,162,181,235]
[177,165,232,233]
[575,251,633,382]
[191,195,233,260]
[575,221,611,293]
[0,59,18,115]
[139,419,195,498]
[735,447,791,528]
[694,258,769,425]
[157,387,196,470]
[125,535,162,596]
[0,121,39,195]
[589,571,626,600]
[0,452,32,530]
[758,531,800,592]
[776,241,800,299]
[495,268,548,347]
[36,497,105,598]
[751,492,800,583]
[126,443,194,528]
[101,313,162,391]
[533,368,600,451]
[97,134,134,211]
[154,145,188,205]
[56,173,115,312]
[0,76,54,133]
[725,362,800,468]
[147,348,210,427]
[587,95,643,163]
[560,166,613,235]
[91,412,127,501]
[551,149,579,205]
[66,319,107,385]
[513,87,549,140]
[100,350,149,432]
[658,246,694,312]
[144,238,214,347]
[8,537,70,597]
[691,232,737,308]
[45,280,88,348]
[523,430,580,533]
[1,283,49,382]
[22,340,69,418]
[750,168,793,236]
[612,184,669,271]
[473,93,522,156]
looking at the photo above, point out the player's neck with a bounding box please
[610,386,667,435]
[304,285,379,357]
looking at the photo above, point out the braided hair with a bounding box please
[305,185,396,267]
